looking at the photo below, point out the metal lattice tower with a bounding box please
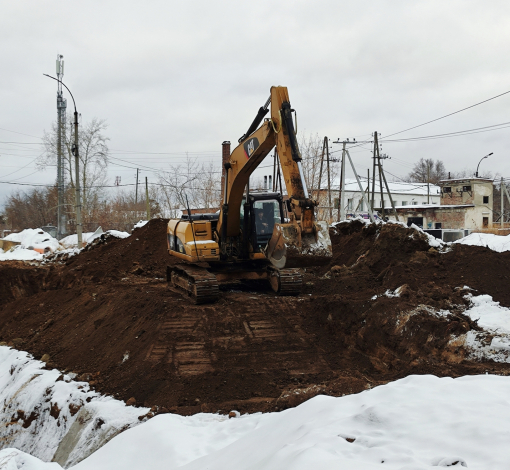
[56,55,67,239]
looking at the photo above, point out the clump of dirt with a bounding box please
[1,219,510,416]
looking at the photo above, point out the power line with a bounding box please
[384,88,510,139]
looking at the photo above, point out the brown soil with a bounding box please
[1,219,510,416]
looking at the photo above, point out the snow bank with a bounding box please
[3,229,60,252]
[0,245,44,261]
[71,374,510,470]
[450,292,510,363]
[59,230,129,249]
[0,229,61,261]
[0,449,61,469]
[454,232,510,252]
[0,346,149,468]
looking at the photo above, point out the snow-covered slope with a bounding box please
[0,347,149,468]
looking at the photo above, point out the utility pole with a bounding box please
[374,131,399,221]
[318,137,333,222]
[135,168,139,205]
[44,72,82,246]
[501,177,504,229]
[145,177,150,220]
[375,132,385,219]
[344,149,374,223]
[427,164,430,204]
[366,169,370,210]
[56,55,67,239]
[338,141,346,221]
[371,136,376,213]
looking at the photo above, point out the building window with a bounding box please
[263,175,272,190]
[462,185,471,192]
[435,222,442,229]
[412,201,418,205]
[483,196,489,204]
[393,201,398,206]
[443,187,452,193]
[483,217,489,227]
[402,201,408,206]
[347,198,353,210]
[359,199,364,211]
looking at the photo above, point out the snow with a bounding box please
[3,228,60,252]
[450,292,510,363]
[2,346,510,468]
[0,449,61,469]
[0,229,62,261]
[133,220,148,229]
[0,346,149,467]
[59,230,129,249]
[70,375,510,470]
[454,232,510,252]
[0,245,45,261]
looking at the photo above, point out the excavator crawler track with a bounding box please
[168,264,219,304]
[268,267,302,296]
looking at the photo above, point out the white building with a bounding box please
[318,177,440,216]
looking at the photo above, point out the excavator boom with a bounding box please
[218,86,332,268]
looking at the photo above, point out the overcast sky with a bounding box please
[2,0,510,208]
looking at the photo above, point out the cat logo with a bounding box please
[243,137,260,159]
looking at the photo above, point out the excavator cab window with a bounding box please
[251,199,281,250]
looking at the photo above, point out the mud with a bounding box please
[1,219,510,416]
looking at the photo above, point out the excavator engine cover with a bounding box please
[265,220,332,269]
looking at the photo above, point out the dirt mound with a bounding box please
[1,219,510,416]
[63,219,172,281]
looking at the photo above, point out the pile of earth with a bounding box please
[0,218,509,416]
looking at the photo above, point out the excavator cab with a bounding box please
[245,192,285,251]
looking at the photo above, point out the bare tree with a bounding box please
[157,159,221,217]
[406,158,447,185]
[39,114,110,222]
[3,187,58,230]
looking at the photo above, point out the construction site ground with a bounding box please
[1,219,510,416]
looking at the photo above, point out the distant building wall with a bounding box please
[439,178,493,229]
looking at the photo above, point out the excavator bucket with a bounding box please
[265,220,332,269]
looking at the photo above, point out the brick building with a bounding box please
[389,177,494,232]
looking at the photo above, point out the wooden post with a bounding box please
[501,177,504,228]
[145,177,150,220]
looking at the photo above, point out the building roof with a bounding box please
[438,177,493,184]
[319,178,440,197]
[394,203,475,211]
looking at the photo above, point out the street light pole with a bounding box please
[44,74,83,247]
[476,152,493,178]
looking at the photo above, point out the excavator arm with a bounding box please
[218,86,332,268]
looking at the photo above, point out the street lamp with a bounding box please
[43,74,83,247]
[476,152,493,178]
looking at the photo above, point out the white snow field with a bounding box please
[1,343,510,469]
[62,375,510,469]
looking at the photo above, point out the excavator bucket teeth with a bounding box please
[266,221,332,269]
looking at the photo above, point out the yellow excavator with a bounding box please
[167,86,332,303]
